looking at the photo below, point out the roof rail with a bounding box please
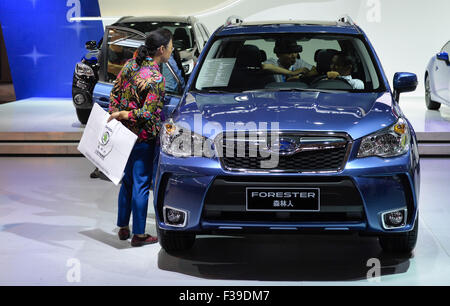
[224,15,243,27]
[338,14,355,26]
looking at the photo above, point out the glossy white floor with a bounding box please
[0,156,449,286]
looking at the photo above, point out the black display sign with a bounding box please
[246,188,320,211]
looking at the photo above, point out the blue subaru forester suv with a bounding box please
[155,16,420,254]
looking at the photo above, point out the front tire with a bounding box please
[378,214,419,254]
[157,227,196,253]
[76,108,91,125]
[425,75,441,110]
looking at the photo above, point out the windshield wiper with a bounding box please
[243,88,349,93]
[191,89,239,94]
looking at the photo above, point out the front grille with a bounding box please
[217,132,351,172]
[203,176,364,223]
[222,147,347,171]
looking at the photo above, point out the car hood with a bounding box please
[173,91,398,140]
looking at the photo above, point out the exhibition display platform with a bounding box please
[0,98,83,155]
[0,96,449,156]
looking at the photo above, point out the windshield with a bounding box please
[114,21,195,51]
[193,34,384,93]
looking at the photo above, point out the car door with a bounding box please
[433,40,450,102]
[92,26,183,116]
[160,61,184,117]
[93,26,146,109]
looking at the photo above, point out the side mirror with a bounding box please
[437,52,449,64]
[393,72,418,102]
[85,40,97,51]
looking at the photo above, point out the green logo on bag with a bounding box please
[101,131,110,145]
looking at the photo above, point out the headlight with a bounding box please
[357,118,410,158]
[75,62,94,77]
[160,119,214,158]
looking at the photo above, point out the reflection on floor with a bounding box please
[0,98,83,155]
[0,157,449,285]
[401,96,450,133]
[0,98,82,132]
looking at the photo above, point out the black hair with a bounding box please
[334,52,355,69]
[136,28,173,66]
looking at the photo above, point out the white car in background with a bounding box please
[425,40,450,110]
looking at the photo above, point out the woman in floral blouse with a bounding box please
[107,28,173,247]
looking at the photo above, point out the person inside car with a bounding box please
[326,53,364,89]
[262,38,318,82]
[161,50,186,93]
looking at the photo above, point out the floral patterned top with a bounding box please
[109,55,165,142]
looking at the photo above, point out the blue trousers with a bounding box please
[117,140,156,235]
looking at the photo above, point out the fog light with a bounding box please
[382,208,407,229]
[74,94,86,105]
[163,206,187,227]
[388,211,403,225]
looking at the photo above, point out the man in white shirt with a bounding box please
[262,38,317,82]
[326,53,364,90]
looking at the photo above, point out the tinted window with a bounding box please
[115,22,195,51]
[103,27,185,96]
[105,28,144,82]
[193,34,384,93]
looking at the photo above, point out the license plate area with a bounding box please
[246,187,320,212]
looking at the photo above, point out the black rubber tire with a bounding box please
[157,227,196,253]
[378,214,419,254]
[76,108,92,125]
[425,75,441,110]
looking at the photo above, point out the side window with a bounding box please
[105,28,144,83]
[199,23,210,48]
[193,23,206,51]
[161,61,184,96]
[442,41,450,54]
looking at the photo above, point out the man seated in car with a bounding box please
[262,38,318,82]
[161,51,186,93]
[326,53,364,89]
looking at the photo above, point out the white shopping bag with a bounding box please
[78,103,138,185]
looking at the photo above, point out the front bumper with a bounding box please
[154,139,420,235]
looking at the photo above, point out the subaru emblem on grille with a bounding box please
[265,138,299,156]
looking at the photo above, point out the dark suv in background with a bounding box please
[72,16,210,124]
